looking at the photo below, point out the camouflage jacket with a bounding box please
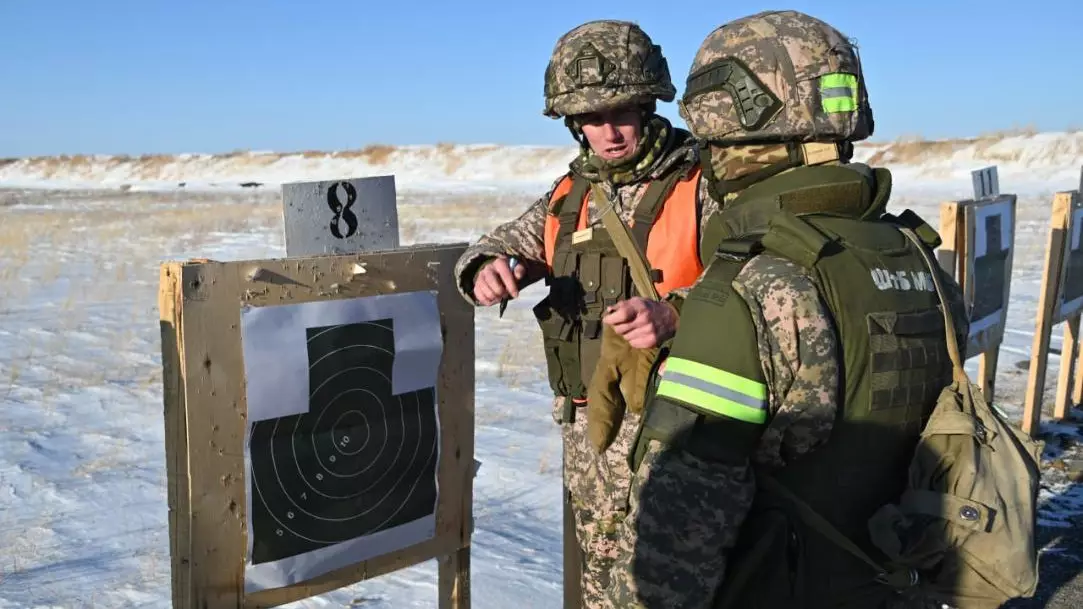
[601,252,839,608]
[452,128,718,304]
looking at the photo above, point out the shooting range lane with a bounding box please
[238,291,445,592]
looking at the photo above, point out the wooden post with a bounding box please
[159,265,192,609]
[1022,192,1071,435]
[1054,316,1081,419]
[938,201,962,279]
[1074,165,1083,408]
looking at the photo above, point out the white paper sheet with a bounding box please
[238,290,443,593]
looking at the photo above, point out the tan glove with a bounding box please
[587,322,659,454]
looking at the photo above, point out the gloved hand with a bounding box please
[587,321,659,454]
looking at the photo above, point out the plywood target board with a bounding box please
[962,194,1017,357]
[1055,193,1083,323]
[159,243,474,608]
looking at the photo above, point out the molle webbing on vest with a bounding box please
[867,309,951,411]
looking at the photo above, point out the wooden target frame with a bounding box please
[158,243,474,608]
[936,166,1017,404]
[1023,168,1083,436]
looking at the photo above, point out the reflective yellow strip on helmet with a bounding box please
[655,357,768,424]
[820,73,858,113]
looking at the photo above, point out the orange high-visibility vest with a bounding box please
[542,167,704,297]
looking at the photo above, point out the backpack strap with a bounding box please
[591,182,661,302]
[897,224,968,384]
[757,473,919,590]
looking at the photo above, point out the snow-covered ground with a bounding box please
[2,134,1083,607]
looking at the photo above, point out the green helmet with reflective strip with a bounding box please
[543,19,676,118]
[678,10,874,144]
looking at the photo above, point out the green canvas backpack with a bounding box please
[763,215,1044,608]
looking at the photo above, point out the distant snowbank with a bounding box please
[2,131,1081,196]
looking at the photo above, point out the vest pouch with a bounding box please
[599,255,626,310]
[578,252,604,335]
[575,254,627,393]
[712,506,804,609]
[533,296,584,399]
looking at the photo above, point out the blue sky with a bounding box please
[1,0,1079,157]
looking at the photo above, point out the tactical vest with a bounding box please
[633,165,961,609]
[532,166,703,408]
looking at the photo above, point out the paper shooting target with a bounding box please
[247,318,438,566]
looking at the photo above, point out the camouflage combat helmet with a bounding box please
[678,10,874,144]
[543,20,676,118]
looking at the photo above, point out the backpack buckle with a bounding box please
[875,568,919,590]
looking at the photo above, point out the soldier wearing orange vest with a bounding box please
[452,19,720,609]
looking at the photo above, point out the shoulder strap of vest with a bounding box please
[760,211,834,269]
[629,165,689,251]
[883,208,943,249]
[550,174,591,246]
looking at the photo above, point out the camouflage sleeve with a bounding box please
[452,174,565,304]
[732,253,840,467]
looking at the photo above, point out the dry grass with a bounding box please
[333,144,397,164]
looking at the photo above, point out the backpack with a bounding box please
[762,216,1043,608]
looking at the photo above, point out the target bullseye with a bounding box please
[332,410,370,456]
[247,318,439,566]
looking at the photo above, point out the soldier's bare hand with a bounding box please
[602,297,678,349]
[473,256,527,306]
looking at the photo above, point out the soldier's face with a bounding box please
[577,108,642,161]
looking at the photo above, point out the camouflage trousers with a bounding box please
[598,439,754,609]
[554,396,642,609]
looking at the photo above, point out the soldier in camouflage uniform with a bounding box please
[598,10,967,609]
[452,19,720,609]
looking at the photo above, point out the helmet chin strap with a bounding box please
[564,116,587,146]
